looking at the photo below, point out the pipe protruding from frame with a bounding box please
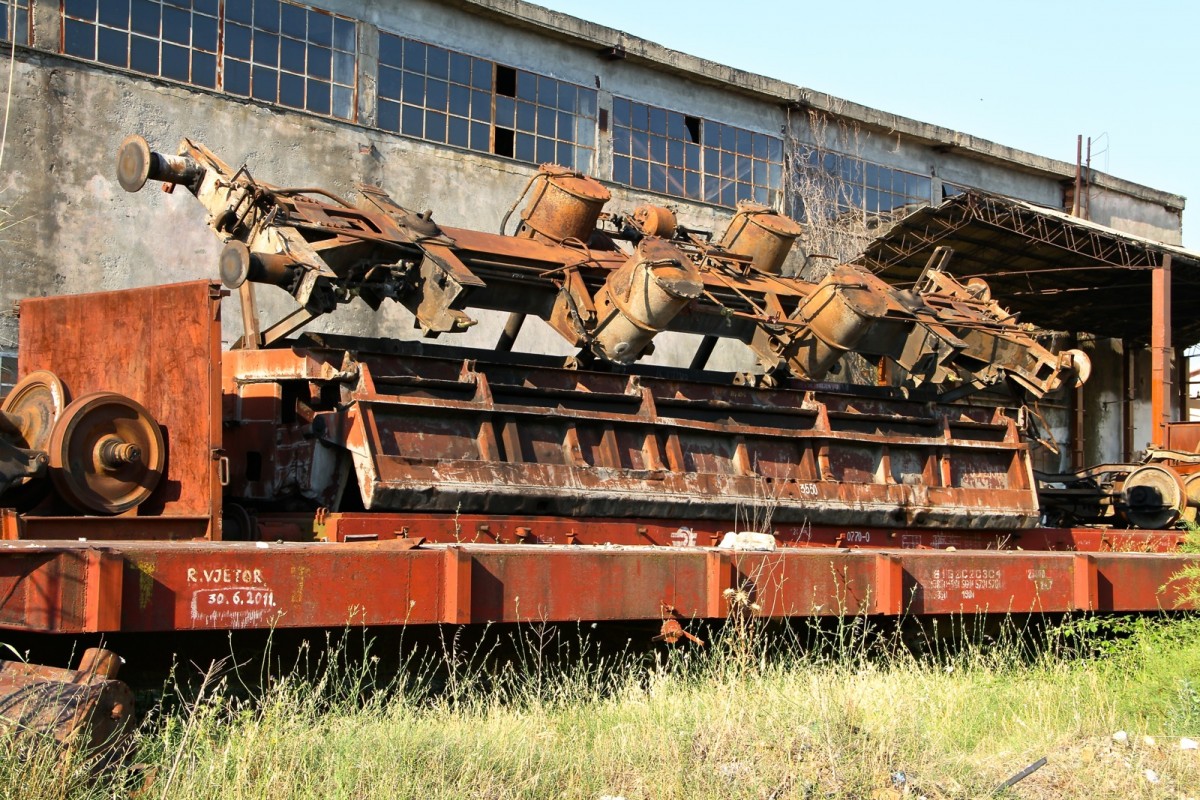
[117,134,205,193]
[219,241,298,290]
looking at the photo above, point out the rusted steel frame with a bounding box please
[136,138,1073,397]
[861,211,966,273]
[452,227,820,303]
[966,194,1157,269]
[229,346,1021,481]
[862,194,1162,275]
[432,351,1005,425]
[349,391,1024,454]
[351,469,1038,528]
[315,513,1186,552]
[1151,254,1173,447]
[249,340,1003,422]
[957,264,1154,281]
[0,540,1196,634]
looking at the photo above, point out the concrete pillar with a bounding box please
[32,0,60,51]
[356,22,378,129]
[595,89,612,181]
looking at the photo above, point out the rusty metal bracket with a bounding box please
[654,603,705,646]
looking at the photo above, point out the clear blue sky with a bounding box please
[535,0,1200,248]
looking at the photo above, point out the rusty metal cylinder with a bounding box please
[517,165,611,245]
[117,134,205,193]
[718,201,804,275]
[630,204,677,238]
[220,241,298,290]
[791,265,889,378]
[592,238,703,364]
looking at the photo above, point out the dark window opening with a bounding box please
[684,116,701,144]
[494,126,515,157]
[495,64,516,97]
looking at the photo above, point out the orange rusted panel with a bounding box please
[17,282,224,538]
[2,540,1195,634]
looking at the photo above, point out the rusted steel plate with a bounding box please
[1097,553,1197,612]
[0,540,1196,634]
[0,547,121,633]
[304,512,1187,554]
[265,346,1041,530]
[16,282,223,538]
[0,650,135,755]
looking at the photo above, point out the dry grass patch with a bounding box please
[2,616,1199,799]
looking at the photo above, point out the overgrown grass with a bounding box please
[4,615,1200,800]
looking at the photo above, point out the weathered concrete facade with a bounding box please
[0,0,1188,464]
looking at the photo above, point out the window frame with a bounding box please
[612,95,783,208]
[59,0,359,123]
[376,31,598,172]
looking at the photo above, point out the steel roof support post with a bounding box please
[1151,254,1173,447]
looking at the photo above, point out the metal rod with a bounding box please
[993,757,1047,794]
[1080,134,1089,217]
[238,282,261,350]
[1124,345,1135,462]
[1084,136,1092,221]
[495,312,526,352]
[690,335,718,371]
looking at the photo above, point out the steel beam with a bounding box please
[0,539,1195,634]
[1151,254,1173,446]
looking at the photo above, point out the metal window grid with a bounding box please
[378,32,597,172]
[61,0,357,122]
[612,96,782,207]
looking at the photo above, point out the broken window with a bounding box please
[62,0,357,121]
[700,118,783,207]
[612,97,781,207]
[377,33,597,172]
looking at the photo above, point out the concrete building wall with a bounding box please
[1081,338,1126,466]
[1086,187,1184,246]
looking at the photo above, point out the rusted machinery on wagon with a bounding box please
[115,135,1089,399]
[90,134,1099,535]
[1,134,1199,755]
